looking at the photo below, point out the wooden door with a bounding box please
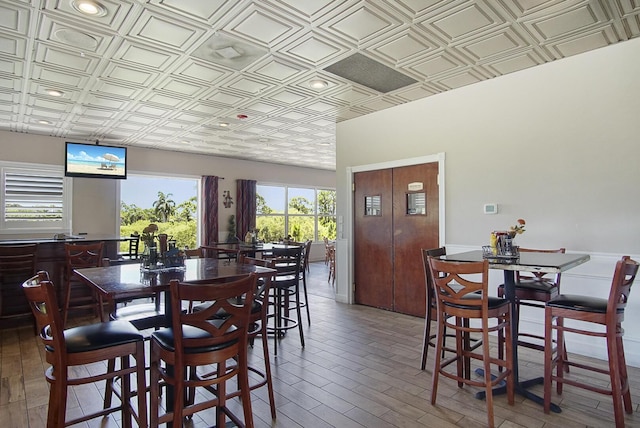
[354,169,393,310]
[354,162,439,316]
[392,163,439,316]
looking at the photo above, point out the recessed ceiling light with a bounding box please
[46,89,64,97]
[219,122,229,127]
[37,120,52,125]
[309,78,329,89]
[71,0,107,17]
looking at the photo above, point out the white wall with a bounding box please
[336,38,640,366]
[0,132,335,246]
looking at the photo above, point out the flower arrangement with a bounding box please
[508,219,526,238]
[140,223,159,248]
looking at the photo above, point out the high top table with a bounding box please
[75,257,276,428]
[441,250,590,412]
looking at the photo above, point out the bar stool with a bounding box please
[0,244,37,327]
[544,256,639,427]
[149,274,257,427]
[62,242,104,327]
[268,245,304,355]
[23,271,147,428]
[497,247,567,368]
[428,257,514,428]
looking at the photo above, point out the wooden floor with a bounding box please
[1,261,638,427]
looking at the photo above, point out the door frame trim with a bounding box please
[339,153,446,304]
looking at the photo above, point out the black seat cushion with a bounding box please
[547,294,620,314]
[151,319,238,354]
[443,295,508,310]
[498,279,558,293]
[61,320,144,353]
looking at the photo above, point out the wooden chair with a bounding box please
[420,247,446,370]
[497,247,567,366]
[420,247,482,373]
[298,239,312,325]
[187,255,277,419]
[428,257,514,428]
[239,255,277,419]
[544,256,639,427]
[268,245,305,355]
[327,244,336,285]
[149,274,257,428]
[118,234,140,261]
[183,246,204,258]
[0,244,37,326]
[62,242,104,327]
[201,245,239,262]
[23,271,147,428]
[103,258,165,332]
[323,236,331,265]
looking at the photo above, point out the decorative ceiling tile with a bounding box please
[372,31,439,63]
[226,4,302,47]
[111,41,179,71]
[483,50,546,75]
[172,59,230,83]
[128,10,204,50]
[34,44,96,73]
[419,2,504,42]
[324,2,402,44]
[0,1,30,34]
[0,32,26,57]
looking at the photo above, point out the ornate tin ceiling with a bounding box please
[1,0,638,171]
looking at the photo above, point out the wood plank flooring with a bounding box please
[1,261,638,427]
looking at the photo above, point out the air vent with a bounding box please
[323,53,417,93]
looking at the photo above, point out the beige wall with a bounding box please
[336,37,640,365]
[1,132,335,242]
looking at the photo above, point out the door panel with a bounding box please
[354,162,440,316]
[354,169,393,310]
[392,163,439,316]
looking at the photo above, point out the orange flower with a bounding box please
[510,219,526,235]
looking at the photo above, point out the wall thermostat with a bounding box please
[483,203,498,214]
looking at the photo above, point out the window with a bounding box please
[256,184,336,242]
[120,174,199,250]
[1,161,72,233]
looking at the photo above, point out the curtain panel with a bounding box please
[236,179,256,241]
[201,176,219,245]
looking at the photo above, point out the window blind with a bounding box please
[4,171,65,222]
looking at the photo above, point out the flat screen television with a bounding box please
[65,142,127,179]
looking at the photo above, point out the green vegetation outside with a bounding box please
[120,191,197,251]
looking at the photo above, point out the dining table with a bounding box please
[441,249,590,413]
[74,257,276,428]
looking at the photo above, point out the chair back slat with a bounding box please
[22,272,65,359]
[66,242,104,269]
[421,247,446,295]
[428,257,488,309]
[609,256,639,315]
[271,246,303,288]
[169,274,256,351]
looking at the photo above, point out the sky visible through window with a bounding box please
[121,175,197,208]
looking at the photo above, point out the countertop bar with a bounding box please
[0,235,134,327]
[0,234,130,246]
